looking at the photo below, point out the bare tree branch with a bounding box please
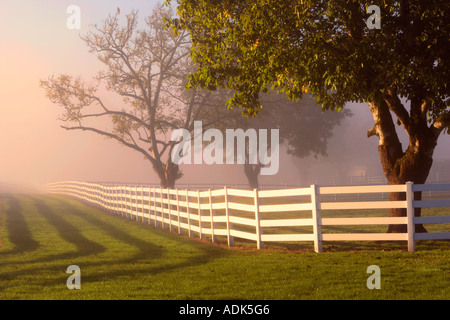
[41,5,237,187]
[61,125,156,166]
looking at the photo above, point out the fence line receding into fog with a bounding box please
[44,181,450,252]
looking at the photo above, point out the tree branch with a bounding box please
[383,87,411,135]
[61,125,156,166]
[431,112,450,138]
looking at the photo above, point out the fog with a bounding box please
[0,1,449,193]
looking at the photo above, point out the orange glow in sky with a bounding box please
[0,1,448,192]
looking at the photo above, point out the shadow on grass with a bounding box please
[0,195,39,256]
[43,196,228,291]
[31,196,106,259]
[51,194,226,259]
[0,195,228,294]
[49,196,166,264]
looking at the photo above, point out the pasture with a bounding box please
[0,194,449,300]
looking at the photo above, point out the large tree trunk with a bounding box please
[154,161,180,189]
[243,142,263,190]
[368,96,439,233]
[244,163,261,190]
[382,146,432,233]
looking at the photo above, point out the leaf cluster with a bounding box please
[168,0,449,123]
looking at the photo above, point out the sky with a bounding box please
[0,0,448,192]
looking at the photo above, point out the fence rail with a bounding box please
[44,181,450,252]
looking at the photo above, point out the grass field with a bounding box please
[0,193,449,300]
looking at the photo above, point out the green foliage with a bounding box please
[167,0,449,121]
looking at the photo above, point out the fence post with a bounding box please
[198,190,203,239]
[99,184,103,209]
[406,181,415,252]
[115,185,119,215]
[137,185,140,221]
[176,189,182,234]
[209,189,216,243]
[130,186,133,219]
[110,185,113,213]
[114,185,118,215]
[90,182,95,208]
[88,183,91,204]
[111,185,114,214]
[149,187,153,225]
[118,185,122,217]
[134,185,138,221]
[99,184,102,209]
[148,186,152,225]
[125,186,129,219]
[106,185,110,213]
[129,186,132,219]
[113,185,116,215]
[254,188,264,250]
[120,186,124,218]
[224,186,234,247]
[122,186,125,218]
[118,185,121,215]
[186,190,193,237]
[118,185,121,216]
[311,184,322,253]
[116,185,119,215]
[103,186,108,212]
[106,185,109,213]
[159,187,165,229]
[124,186,128,218]
[135,186,139,221]
[152,187,158,228]
[141,186,145,223]
[108,185,112,213]
[93,184,97,207]
[168,188,174,232]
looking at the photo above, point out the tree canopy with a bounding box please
[168,0,449,121]
[168,0,449,231]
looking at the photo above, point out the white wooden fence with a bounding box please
[44,181,450,252]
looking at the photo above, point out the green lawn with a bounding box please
[0,194,449,300]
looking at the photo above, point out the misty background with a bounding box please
[0,0,449,192]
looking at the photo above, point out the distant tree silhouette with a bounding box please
[41,5,238,188]
[227,93,350,189]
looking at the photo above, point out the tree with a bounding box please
[222,93,350,189]
[41,5,238,188]
[168,0,449,232]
